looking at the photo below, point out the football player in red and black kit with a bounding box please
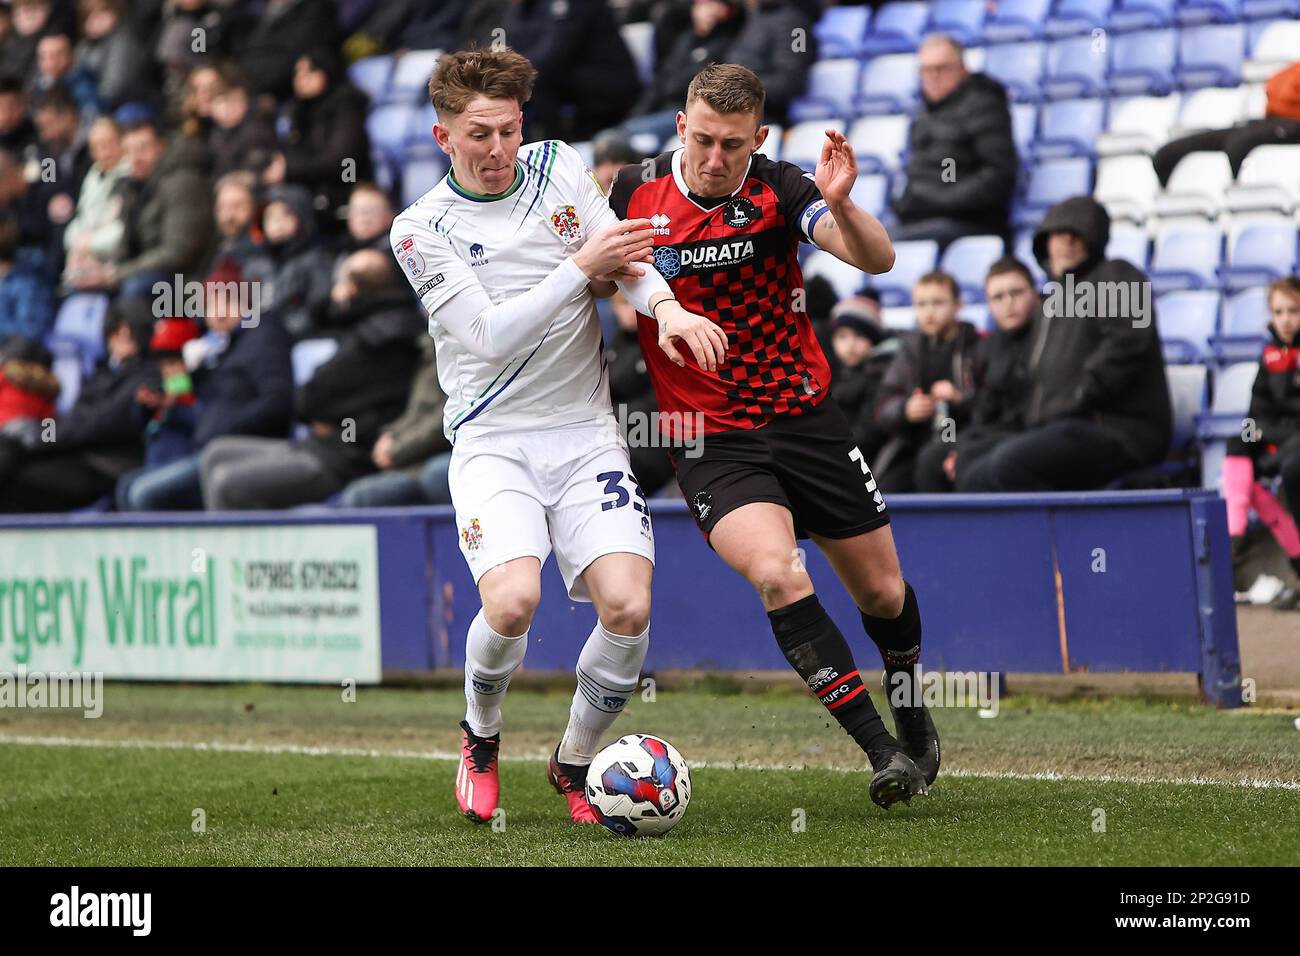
[609,64,938,809]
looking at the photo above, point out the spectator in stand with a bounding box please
[117,265,295,511]
[155,0,236,91]
[31,85,89,276]
[30,31,100,113]
[0,337,59,459]
[5,0,64,82]
[263,47,372,235]
[208,69,277,180]
[174,61,223,138]
[1220,277,1300,611]
[828,290,897,460]
[0,302,152,512]
[199,249,421,510]
[235,0,339,102]
[590,133,644,195]
[62,115,129,291]
[915,256,1036,492]
[0,75,37,156]
[891,34,1017,249]
[723,0,814,126]
[203,170,266,275]
[257,184,333,340]
[1154,62,1300,186]
[338,336,454,506]
[505,0,643,141]
[605,291,674,496]
[344,0,468,60]
[0,146,52,271]
[871,270,980,492]
[0,215,54,342]
[959,196,1171,492]
[76,0,156,111]
[128,316,203,476]
[71,118,214,297]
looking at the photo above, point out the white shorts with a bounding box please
[448,422,656,601]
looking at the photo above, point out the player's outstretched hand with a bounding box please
[815,129,858,206]
[573,219,655,280]
[655,300,728,372]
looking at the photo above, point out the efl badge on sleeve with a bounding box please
[550,205,583,244]
[395,235,425,279]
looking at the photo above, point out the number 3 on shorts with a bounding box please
[596,471,647,513]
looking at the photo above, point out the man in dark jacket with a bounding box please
[958,196,1172,492]
[199,249,422,510]
[724,0,814,125]
[254,183,334,341]
[235,0,339,101]
[891,34,1017,249]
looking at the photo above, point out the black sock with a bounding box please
[860,581,923,710]
[769,594,898,766]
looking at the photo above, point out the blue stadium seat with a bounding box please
[1106,222,1150,268]
[927,0,987,44]
[854,53,919,114]
[1157,290,1220,363]
[47,293,108,374]
[402,156,448,207]
[804,250,868,300]
[1221,220,1298,291]
[348,55,393,104]
[52,353,81,415]
[1177,0,1243,24]
[1108,29,1177,96]
[1045,0,1114,36]
[789,59,861,122]
[983,41,1047,102]
[983,0,1052,41]
[960,302,993,331]
[939,234,1005,302]
[1033,97,1106,156]
[1149,223,1223,292]
[863,2,932,55]
[292,339,341,388]
[850,173,891,218]
[1211,287,1271,363]
[1011,102,1039,159]
[1015,157,1093,226]
[621,21,656,86]
[367,103,418,159]
[870,239,940,305]
[1165,363,1209,452]
[1242,0,1300,16]
[848,114,911,173]
[1176,24,1245,89]
[405,102,438,150]
[816,5,871,58]
[1013,230,1048,286]
[1197,360,1258,488]
[1108,0,1177,30]
[387,49,443,104]
[784,120,845,171]
[1044,35,1109,99]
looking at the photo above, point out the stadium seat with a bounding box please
[387,49,443,104]
[939,234,1005,302]
[1043,35,1109,99]
[959,302,992,331]
[405,102,437,149]
[1096,93,1182,155]
[1226,144,1300,214]
[1221,220,1299,291]
[1176,24,1245,90]
[847,114,911,173]
[1210,287,1271,363]
[1198,360,1258,488]
[1033,97,1106,157]
[982,0,1052,41]
[870,239,940,305]
[1242,0,1300,17]
[1106,222,1151,267]
[783,119,845,171]
[862,2,931,55]
[367,103,418,159]
[1148,222,1223,292]
[927,0,987,44]
[1017,156,1094,226]
[1157,290,1220,362]
[47,293,108,373]
[854,53,919,114]
[849,173,890,218]
[402,156,448,207]
[881,306,915,330]
[1169,86,1249,139]
[983,41,1047,102]
[815,5,871,58]
[1094,153,1161,220]
[1108,0,1177,30]
[789,59,861,123]
[1165,363,1209,453]
[621,21,656,86]
[1108,29,1177,96]
[1011,102,1039,160]
[292,339,341,388]
[1242,19,1300,81]
[1045,0,1114,36]
[52,353,81,415]
[803,250,867,300]
[1153,150,1233,219]
[1013,229,1048,286]
[348,55,393,104]
[1176,0,1243,24]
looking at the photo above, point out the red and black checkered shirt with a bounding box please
[609,149,835,438]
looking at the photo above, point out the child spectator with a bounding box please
[828,291,896,459]
[133,317,202,469]
[871,271,980,492]
[1221,277,1300,610]
[0,336,59,466]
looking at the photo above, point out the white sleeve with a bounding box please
[390,215,589,363]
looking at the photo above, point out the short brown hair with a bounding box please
[428,48,537,117]
[686,63,765,119]
[914,270,960,300]
[985,255,1034,288]
[1267,276,1300,304]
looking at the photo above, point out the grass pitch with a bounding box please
[1,682,1297,866]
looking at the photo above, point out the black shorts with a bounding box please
[669,398,891,541]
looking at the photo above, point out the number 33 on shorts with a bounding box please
[596,470,654,540]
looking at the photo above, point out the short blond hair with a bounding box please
[686,63,765,119]
[427,48,537,118]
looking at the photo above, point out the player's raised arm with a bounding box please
[810,130,895,275]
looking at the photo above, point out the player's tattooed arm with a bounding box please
[812,130,895,274]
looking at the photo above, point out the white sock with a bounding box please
[559,620,649,765]
[463,609,528,737]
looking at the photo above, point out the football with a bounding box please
[585,734,692,837]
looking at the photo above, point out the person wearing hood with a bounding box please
[256,183,333,341]
[958,196,1172,492]
[891,34,1017,249]
[262,48,372,234]
[828,290,898,459]
[199,248,422,510]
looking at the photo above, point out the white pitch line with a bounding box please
[2,733,1298,792]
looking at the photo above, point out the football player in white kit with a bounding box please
[391,48,726,824]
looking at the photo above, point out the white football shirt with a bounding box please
[391,140,622,443]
